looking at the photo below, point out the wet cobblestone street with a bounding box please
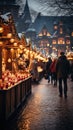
[3,78,73,130]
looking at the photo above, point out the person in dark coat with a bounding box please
[50,58,57,86]
[56,52,70,98]
[70,60,73,81]
[46,57,52,83]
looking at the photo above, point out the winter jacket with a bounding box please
[46,58,52,74]
[50,60,57,73]
[56,55,70,78]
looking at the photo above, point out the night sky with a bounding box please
[16,0,70,21]
[0,0,72,21]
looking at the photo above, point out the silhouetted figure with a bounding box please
[56,52,70,98]
[30,58,39,83]
[50,58,57,86]
[70,60,73,81]
[46,57,52,83]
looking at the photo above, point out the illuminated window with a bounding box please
[52,40,57,44]
[47,32,51,36]
[43,30,47,35]
[38,33,42,36]
[71,32,73,36]
[58,38,65,44]
[60,28,63,34]
[54,25,58,30]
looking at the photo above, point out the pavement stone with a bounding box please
[2,78,73,130]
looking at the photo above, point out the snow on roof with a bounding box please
[26,28,36,32]
[51,31,57,38]
[1,12,11,21]
[18,33,22,38]
[25,19,31,23]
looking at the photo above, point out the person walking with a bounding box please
[46,57,52,83]
[50,58,57,86]
[70,60,73,81]
[56,52,70,98]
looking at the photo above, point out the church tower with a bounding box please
[0,0,20,22]
[17,0,32,33]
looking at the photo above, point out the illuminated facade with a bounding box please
[1,0,72,56]
[20,1,73,56]
[28,14,73,56]
[52,21,71,56]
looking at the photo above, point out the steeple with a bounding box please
[17,0,32,33]
[21,0,31,23]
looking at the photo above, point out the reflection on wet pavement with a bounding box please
[3,78,73,130]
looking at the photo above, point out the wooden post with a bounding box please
[0,45,2,79]
[6,48,12,71]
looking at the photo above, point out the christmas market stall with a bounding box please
[0,13,31,122]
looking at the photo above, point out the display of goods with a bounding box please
[0,70,31,90]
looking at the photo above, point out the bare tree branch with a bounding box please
[55,0,73,9]
[53,0,73,15]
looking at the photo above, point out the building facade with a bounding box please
[0,0,73,56]
[26,12,73,56]
[17,1,73,56]
[17,0,32,33]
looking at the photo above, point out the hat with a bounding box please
[60,52,65,56]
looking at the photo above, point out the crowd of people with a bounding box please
[29,51,73,98]
[46,51,73,98]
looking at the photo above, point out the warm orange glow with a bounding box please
[43,32,46,35]
[58,38,65,44]
[8,58,11,63]
[71,32,73,36]
[60,28,63,34]
[7,33,12,38]
[54,25,58,30]
[19,44,23,49]
[47,43,49,46]
[52,47,56,50]
[10,48,14,52]
[10,38,15,43]
[0,41,3,45]
[13,42,18,46]
[47,32,51,36]
[52,40,56,44]
[38,33,43,36]
[0,26,4,33]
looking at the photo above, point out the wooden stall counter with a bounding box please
[0,76,32,122]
